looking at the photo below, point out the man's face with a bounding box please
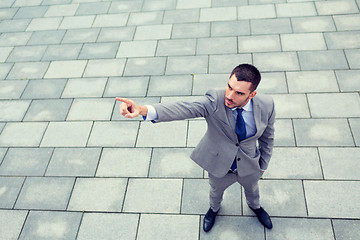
[224,74,257,108]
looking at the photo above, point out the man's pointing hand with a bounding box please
[115,97,147,118]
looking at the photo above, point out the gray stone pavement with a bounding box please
[0,0,359,239]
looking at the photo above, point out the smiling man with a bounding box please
[116,64,275,231]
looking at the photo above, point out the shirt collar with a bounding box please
[231,99,253,112]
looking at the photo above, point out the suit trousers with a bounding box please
[208,170,262,212]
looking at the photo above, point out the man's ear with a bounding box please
[249,91,257,99]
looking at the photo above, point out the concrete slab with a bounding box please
[333,219,360,240]
[0,210,27,240]
[67,98,114,121]
[0,122,47,147]
[62,78,107,98]
[273,120,295,147]
[104,77,149,97]
[0,80,28,99]
[21,79,67,99]
[24,99,72,121]
[147,75,193,96]
[0,177,24,208]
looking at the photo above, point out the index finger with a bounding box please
[115,97,132,104]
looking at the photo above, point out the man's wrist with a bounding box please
[139,105,148,117]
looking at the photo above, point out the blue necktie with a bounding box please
[231,108,246,171]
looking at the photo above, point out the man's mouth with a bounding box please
[225,98,233,105]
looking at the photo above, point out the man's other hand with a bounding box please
[115,97,147,118]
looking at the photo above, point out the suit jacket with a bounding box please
[152,89,275,178]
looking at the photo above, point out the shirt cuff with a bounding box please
[143,105,158,121]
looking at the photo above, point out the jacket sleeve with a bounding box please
[258,99,275,170]
[152,89,218,122]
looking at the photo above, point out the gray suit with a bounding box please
[153,88,275,210]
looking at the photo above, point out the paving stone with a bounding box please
[176,0,211,9]
[276,2,317,17]
[197,37,237,55]
[182,179,242,215]
[41,121,92,147]
[44,3,79,17]
[272,94,310,118]
[43,0,71,4]
[87,122,139,147]
[0,0,15,8]
[134,24,172,40]
[143,0,176,11]
[349,118,360,146]
[19,211,82,240]
[161,95,205,104]
[211,20,250,37]
[0,8,18,20]
[0,80,28,99]
[315,0,359,15]
[97,27,135,42]
[325,31,360,49]
[0,32,31,47]
[0,148,53,176]
[7,45,47,62]
[187,120,207,147]
[77,213,139,240]
[0,100,30,121]
[96,148,151,177]
[265,147,322,179]
[319,147,360,180]
[0,210,27,240]
[149,148,202,178]
[199,216,264,239]
[156,39,196,56]
[117,41,157,58]
[148,75,192,96]
[124,57,166,76]
[0,19,30,33]
[193,74,228,95]
[281,33,326,51]
[22,79,67,99]
[333,219,360,240]
[286,71,339,93]
[0,122,47,147]
[104,77,149,97]
[251,18,292,35]
[304,180,360,218]
[291,16,336,33]
[333,14,360,31]
[67,98,113,121]
[112,97,160,121]
[27,30,66,45]
[79,42,118,59]
[0,63,12,79]
[238,35,281,53]
[0,177,24,208]
[238,4,276,19]
[212,0,248,6]
[266,218,334,240]
[163,9,199,24]
[108,0,143,13]
[62,78,106,98]
[62,28,100,44]
[257,72,288,94]
[7,62,49,80]
[345,49,360,69]
[68,178,127,212]
[172,22,210,39]
[298,50,348,70]
[128,11,163,26]
[308,93,360,118]
[335,70,360,92]
[123,178,182,213]
[24,99,72,121]
[84,59,126,77]
[293,119,354,146]
[0,47,12,62]
[46,148,100,177]
[42,44,82,61]
[137,121,188,147]
[26,17,62,31]
[59,15,95,29]
[200,7,237,22]
[243,180,307,217]
[137,214,199,240]
[166,56,208,75]
[76,2,110,15]
[209,54,252,74]
[45,60,86,79]
[16,177,74,210]
[254,52,299,71]
[273,119,295,146]
[93,13,128,27]
[13,6,47,19]
[0,147,6,163]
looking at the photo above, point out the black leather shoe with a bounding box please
[250,207,273,229]
[203,208,218,232]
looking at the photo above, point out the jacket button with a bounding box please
[237,158,240,161]
[236,143,239,147]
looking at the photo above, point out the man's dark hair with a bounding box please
[230,64,261,92]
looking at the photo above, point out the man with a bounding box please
[116,64,275,231]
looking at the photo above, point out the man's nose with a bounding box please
[228,91,235,99]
